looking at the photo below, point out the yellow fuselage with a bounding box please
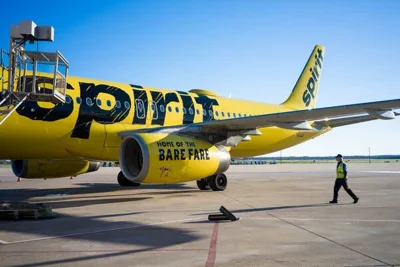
[0,74,330,161]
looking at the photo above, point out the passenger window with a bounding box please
[216,111,219,116]
[182,107,187,114]
[196,109,200,115]
[135,99,145,119]
[96,99,102,106]
[151,101,158,120]
[65,96,72,104]
[124,101,130,109]
[106,100,112,107]
[189,108,193,115]
[76,97,82,105]
[86,98,93,106]
[221,111,225,117]
[160,105,165,112]
[227,112,231,117]
[203,110,206,116]
[175,107,179,113]
[168,106,172,112]
[238,113,242,117]
[116,101,121,108]
[208,110,212,117]
[233,113,237,118]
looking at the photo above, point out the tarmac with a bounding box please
[0,163,399,267]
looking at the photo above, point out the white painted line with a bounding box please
[248,217,400,223]
[1,217,204,245]
[360,171,400,174]
[0,240,8,245]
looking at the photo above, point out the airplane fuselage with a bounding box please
[0,74,330,161]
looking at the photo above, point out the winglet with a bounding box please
[282,45,325,110]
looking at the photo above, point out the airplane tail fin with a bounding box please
[281,45,325,110]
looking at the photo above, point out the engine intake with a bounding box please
[119,133,231,183]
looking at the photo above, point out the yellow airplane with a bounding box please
[1,44,399,191]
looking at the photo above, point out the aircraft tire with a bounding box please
[117,171,141,187]
[196,178,210,190]
[208,173,227,191]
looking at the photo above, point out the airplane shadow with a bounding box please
[0,182,198,203]
[0,210,204,267]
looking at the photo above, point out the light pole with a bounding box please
[369,146,371,163]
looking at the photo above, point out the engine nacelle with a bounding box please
[119,133,231,183]
[11,159,101,179]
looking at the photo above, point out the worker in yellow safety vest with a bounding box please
[329,154,359,204]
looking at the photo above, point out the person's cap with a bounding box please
[335,154,343,158]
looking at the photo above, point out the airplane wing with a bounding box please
[314,111,400,128]
[119,98,400,144]
[196,98,400,131]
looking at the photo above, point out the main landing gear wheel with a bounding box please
[117,171,141,187]
[196,178,210,190]
[207,173,228,191]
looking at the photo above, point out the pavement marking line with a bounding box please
[267,213,394,267]
[1,217,204,245]
[0,240,8,245]
[0,248,208,254]
[219,192,394,267]
[205,222,219,267]
[248,217,400,223]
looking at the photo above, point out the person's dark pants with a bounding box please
[333,178,357,201]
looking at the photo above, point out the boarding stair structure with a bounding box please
[0,20,69,126]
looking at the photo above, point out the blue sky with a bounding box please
[1,0,399,156]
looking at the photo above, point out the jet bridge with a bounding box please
[0,20,69,125]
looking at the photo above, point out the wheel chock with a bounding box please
[219,206,240,221]
[207,206,240,222]
[208,214,231,221]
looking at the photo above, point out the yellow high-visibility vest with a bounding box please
[336,162,346,179]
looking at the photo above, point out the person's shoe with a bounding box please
[353,197,359,204]
[329,200,337,204]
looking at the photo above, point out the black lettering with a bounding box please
[302,90,311,107]
[16,76,74,121]
[310,68,318,81]
[312,65,320,80]
[131,86,149,125]
[205,149,210,160]
[159,149,165,161]
[174,149,179,160]
[315,55,322,68]
[200,149,205,160]
[306,77,315,98]
[317,48,324,61]
[166,149,173,160]
[150,91,165,125]
[71,83,131,139]
[150,91,180,126]
[194,149,200,160]
[193,94,219,122]
[180,149,186,160]
[188,149,194,160]
[177,91,195,124]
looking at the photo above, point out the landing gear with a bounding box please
[196,178,210,190]
[117,171,141,187]
[196,173,228,191]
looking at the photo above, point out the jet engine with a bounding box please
[11,159,101,178]
[119,133,231,184]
